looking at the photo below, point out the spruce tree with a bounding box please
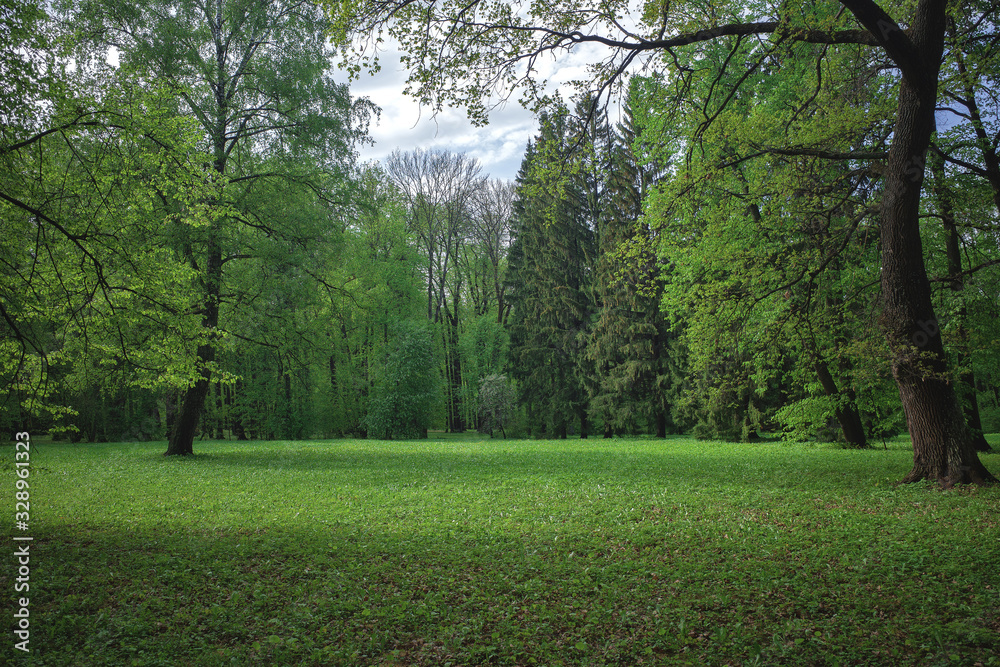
[587,107,683,437]
[507,113,596,438]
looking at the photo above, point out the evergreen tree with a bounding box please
[507,112,596,438]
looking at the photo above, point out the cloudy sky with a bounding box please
[347,53,535,183]
[343,41,614,184]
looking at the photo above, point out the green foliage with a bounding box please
[17,436,1000,665]
[587,103,685,437]
[477,373,517,437]
[507,112,597,438]
[2,0,375,453]
[629,27,900,444]
[1,66,219,436]
[366,320,442,439]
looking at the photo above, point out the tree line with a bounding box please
[327,0,1000,486]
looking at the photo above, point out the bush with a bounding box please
[366,321,441,440]
[477,374,517,438]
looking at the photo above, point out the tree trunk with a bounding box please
[165,239,221,456]
[930,151,991,452]
[858,0,995,485]
[446,316,465,432]
[166,376,210,455]
[814,360,869,448]
[656,411,667,438]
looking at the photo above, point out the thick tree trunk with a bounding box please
[166,374,210,455]
[859,0,995,485]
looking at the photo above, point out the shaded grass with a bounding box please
[6,436,1000,666]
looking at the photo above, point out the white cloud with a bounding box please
[347,48,536,182]
[342,38,624,182]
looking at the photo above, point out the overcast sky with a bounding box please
[344,48,535,184]
[343,41,613,184]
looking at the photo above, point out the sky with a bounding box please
[347,48,537,183]
[343,41,614,184]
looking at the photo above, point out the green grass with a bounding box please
[6,435,1000,666]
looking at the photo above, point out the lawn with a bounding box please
[6,435,1000,666]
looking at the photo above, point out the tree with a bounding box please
[328,0,997,485]
[628,32,887,447]
[1,49,219,440]
[366,320,441,439]
[507,113,597,438]
[477,373,516,438]
[321,167,425,437]
[386,148,485,433]
[69,0,372,454]
[587,104,682,438]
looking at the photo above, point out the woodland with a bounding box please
[3,0,1000,486]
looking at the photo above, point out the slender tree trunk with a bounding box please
[860,0,995,485]
[447,315,465,432]
[165,239,221,456]
[814,360,869,448]
[930,152,991,452]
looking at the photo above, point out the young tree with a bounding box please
[366,320,441,439]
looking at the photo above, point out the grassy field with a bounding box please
[5,435,1000,666]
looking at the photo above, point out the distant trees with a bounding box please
[588,108,682,438]
[5,0,999,487]
[506,105,686,439]
[507,133,594,438]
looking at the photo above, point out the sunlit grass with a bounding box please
[8,435,1000,665]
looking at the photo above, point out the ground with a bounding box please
[8,434,1000,665]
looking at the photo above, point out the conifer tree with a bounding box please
[507,113,596,438]
[588,107,683,437]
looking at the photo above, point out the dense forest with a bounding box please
[3,0,999,476]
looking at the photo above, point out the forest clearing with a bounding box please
[10,435,1000,665]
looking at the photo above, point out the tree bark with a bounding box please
[165,239,221,456]
[656,412,667,438]
[814,360,869,448]
[446,314,465,432]
[930,152,991,452]
[845,0,996,485]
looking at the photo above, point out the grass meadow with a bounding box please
[5,434,1000,666]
